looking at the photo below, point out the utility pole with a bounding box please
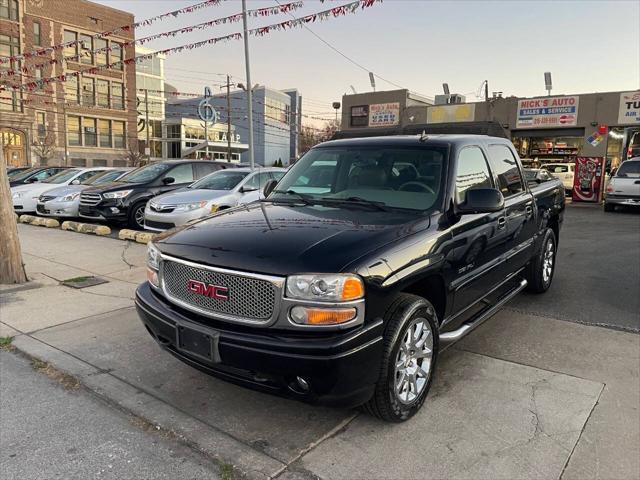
[144,89,150,161]
[226,75,232,162]
[62,103,68,166]
[241,0,254,171]
[484,80,489,102]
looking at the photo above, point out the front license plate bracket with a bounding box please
[176,323,221,363]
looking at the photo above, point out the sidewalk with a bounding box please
[1,223,638,480]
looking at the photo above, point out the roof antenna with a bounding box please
[420,130,429,142]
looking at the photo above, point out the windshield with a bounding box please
[119,163,171,183]
[616,161,640,178]
[270,146,448,212]
[8,168,29,178]
[84,170,126,185]
[43,169,81,184]
[189,170,248,190]
[10,168,37,181]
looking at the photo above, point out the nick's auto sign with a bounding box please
[517,96,579,128]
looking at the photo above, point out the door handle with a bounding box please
[497,217,506,229]
[525,205,533,218]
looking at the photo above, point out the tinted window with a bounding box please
[243,172,272,190]
[271,171,286,181]
[120,163,171,183]
[455,146,493,204]
[166,163,194,184]
[194,162,219,179]
[75,170,100,183]
[43,169,82,184]
[616,161,640,177]
[190,171,248,190]
[488,144,524,197]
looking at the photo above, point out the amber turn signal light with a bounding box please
[290,306,357,325]
[341,276,364,301]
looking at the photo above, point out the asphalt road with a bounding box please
[0,351,221,480]
[511,203,640,332]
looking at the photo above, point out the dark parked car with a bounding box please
[7,166,32,178]
[79,160,231,229]
[9,166,69,187]
[136,134,565,422]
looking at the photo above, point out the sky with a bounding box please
[93,0,640,122]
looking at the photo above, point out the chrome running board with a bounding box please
[440,278,528,344]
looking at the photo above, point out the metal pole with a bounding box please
[226,75,232,162]
[62,103,68,166]
[144,89,150,161]
[241,0,254,171]
[484,80,489,102]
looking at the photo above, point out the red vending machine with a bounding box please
[572,157,605,202]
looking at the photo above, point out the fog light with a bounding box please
[110,207,120,213]
[290,306,356,325]
[296,376,309,392]
[147,267,159,288]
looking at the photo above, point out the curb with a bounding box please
[61,221,111,236]
[11,334,284,480]
[19,215,59,228]
[118,229,157,244]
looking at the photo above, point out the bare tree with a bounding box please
[122,145,148,167]
[32,133,57,165]
[0,148,27,284]
[299,120,341,155]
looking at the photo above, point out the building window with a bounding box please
[67,116,81,146]
[96,79,109,108]
[98,119,111,147]
[36,111,46,138]
[93,159,108,167]
[95,38,107,67]
[64,76,79,104]
[82,77,95,106]
[0,0,18,21]
[83,117,97,147]
[0,34,20,73]
[350,106,369,127]
[63,30,78,61]
[111,82,124,109]
[79,34,93,65]
[71,158,87,167]
[111,42,123,69]
[112,121,125,148]
[34,68,43,91]
[33,21,41,46]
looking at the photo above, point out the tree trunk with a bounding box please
[0,148,28,284]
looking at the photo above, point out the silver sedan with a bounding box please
[143,167,285,231]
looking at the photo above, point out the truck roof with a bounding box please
[318,134,512,149]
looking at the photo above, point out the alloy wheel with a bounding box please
[394,317,434,405]
[135,206,145,229]
[542,239,554,284]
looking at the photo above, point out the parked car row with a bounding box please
[9,160,286,231]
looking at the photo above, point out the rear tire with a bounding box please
[603,202,614,212]
[525,228,556,293]
[363,293,439,422]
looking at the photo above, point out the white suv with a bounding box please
[542,163,575,193]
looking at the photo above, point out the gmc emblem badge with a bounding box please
[187,280,229,300]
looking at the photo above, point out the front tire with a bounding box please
[363,294,439,422]
[603,202,614,212]
[525,228,557,293]
[128,202,146,230]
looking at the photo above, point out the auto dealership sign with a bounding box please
[618,91,640,125]
[369,102,400,127]
[516,96,579,128]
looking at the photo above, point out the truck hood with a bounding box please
[152,188,231,205]
[156,202,430,276]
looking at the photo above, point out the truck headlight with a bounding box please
[104,190,132,199]
[146,242,161,288]
[175,201,207,212]
[286,274,364,302]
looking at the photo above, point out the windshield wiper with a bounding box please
[319,196,392,211]
[270,190,316,205]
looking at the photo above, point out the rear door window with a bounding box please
[488,144,525,197]
[194,162,219,179]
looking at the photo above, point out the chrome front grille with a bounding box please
[161,259,279,323]
[80,193,102,206]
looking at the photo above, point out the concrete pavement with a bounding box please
[1,207,639,480]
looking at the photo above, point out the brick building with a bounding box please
[1,0,137,167]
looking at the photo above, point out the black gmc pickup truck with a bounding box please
[136,134,565,422]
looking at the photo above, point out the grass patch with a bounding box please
[219,463,235,480]
[62,276,93,283]
[30,357,80,390]
[0,336,14,351]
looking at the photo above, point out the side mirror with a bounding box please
[241,185,258,193]
[162,176,175,185]
[457,188,504,214]
[263,179,277,197]
[71,179,80,185]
